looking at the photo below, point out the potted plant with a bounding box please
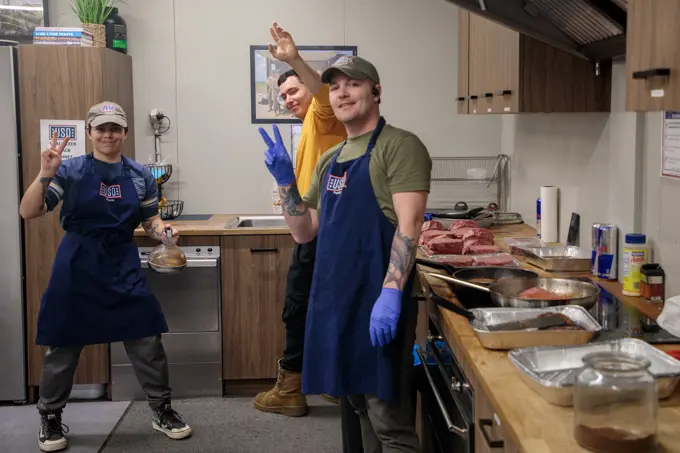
[69,0,124,47]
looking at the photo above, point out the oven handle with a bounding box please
[140,258,218,268]
[415,348,469,436]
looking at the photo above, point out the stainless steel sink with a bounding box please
[230,215,288,228]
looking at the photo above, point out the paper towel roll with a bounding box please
[540,186,559,242]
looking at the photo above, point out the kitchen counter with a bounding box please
[133,214,290,237]
[417,223,680,453]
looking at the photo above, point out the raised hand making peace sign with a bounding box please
[41,131,70,177]
[259,124,295,186]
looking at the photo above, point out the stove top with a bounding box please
[569,277,679,344]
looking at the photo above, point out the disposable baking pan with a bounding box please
[522,245,592,272]
[469,306,602,350]
[508,338,680,406]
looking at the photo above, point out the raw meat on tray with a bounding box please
[450,227,474,238]
[463,244,502,255]
[450,220,478,230]
[426,237,463,255]
[462,228,495,244]
[422,220,445,232]
[433,255,475,267]
[474,254,515,266]
[418,229,458,246]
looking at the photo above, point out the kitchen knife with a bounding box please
[485,315,568,332]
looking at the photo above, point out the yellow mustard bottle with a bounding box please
[622,233,649,297]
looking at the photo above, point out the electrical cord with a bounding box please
[159,116,171,133]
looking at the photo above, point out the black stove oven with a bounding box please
[416,315,474,453]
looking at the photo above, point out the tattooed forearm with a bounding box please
[383,228,418,291]
[39,176,52,209]
[279,182,308,217]
[142,219,164,241]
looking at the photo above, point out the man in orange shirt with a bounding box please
[254,22,347,417]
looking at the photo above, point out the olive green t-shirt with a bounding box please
[303,124,432,223]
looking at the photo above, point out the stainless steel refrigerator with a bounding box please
[0,42,28,403]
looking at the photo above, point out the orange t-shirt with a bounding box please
[295,85,347,197]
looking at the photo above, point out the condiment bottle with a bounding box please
[622,233,648,296]
[574,351,658,453]
[640,264,665,304]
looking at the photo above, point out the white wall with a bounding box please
[49,0,503,213]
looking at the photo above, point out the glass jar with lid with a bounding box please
[573,351,658,453]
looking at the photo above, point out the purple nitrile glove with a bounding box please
[369,288,403,347]
[258,124,295,187]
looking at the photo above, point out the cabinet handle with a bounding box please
[496,90,512,96]
[632,68,670,79]
[456,96,466,101]
[249,248,279,253]
[469,95,478,100]
[479,418,504,449]
[483,93,493,98]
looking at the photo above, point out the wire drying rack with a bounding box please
[428,154,509,211]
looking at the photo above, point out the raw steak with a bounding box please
[518,287,572,300]
[474,254,515,267]
[450,220,478,230]
[450,227,474,239]
[419,230,457,246]
[462,228,495,243]
[426,237,464,255]
[432,255,475,267]
[422,220,445,232]
[463,244,502,255]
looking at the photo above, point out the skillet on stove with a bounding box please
[415,257,539,309]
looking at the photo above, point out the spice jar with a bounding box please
[574,351,658,453]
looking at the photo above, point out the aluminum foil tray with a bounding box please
[470,306,601,332]
[468,306,601,350]
[509,338,680,405]
[522,245,592,271]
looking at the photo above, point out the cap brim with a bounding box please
[321,66,368,84]
[90,115,127,128]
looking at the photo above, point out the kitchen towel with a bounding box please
[540,186,559,242]
[657,295,680,338]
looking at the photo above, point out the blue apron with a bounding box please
[36,154,168,347]
[302,117,415,404]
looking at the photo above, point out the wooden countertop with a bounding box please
[132,214,291,237]
[417,223,680,453]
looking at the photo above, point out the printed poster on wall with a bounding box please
[40,119,86,160]
[661,111,680,179]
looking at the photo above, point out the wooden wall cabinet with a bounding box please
[457,11,612,114]
[19,45,134,389]
[626,0,680,111]
[221,234,296,380]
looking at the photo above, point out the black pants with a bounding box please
[38,336,171,412]
[280,238,318,372]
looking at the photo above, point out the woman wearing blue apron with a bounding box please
[260,56,431,453]
[20,102,191,452]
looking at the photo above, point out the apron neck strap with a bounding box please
[367,117,386,151]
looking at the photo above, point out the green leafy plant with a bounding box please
[69,0,125,24]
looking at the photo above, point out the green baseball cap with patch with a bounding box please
[87,101,128,128]
[321,55,380,85]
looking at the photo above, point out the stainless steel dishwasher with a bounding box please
[110,245,222,400]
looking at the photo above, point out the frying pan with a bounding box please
[415,258,538,308]
[426,273,600,310]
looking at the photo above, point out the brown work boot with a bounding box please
[254,360,308,417]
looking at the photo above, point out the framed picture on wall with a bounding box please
[249,44,358,124]
[0,0,49,44]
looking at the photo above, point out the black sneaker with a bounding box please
[38,410,69,452]
[152,402,192,440]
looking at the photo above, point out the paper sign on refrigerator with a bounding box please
[40,119,86,160]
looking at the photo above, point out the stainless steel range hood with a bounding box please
[445,0,628,61]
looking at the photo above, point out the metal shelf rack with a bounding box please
[428,154,510,211]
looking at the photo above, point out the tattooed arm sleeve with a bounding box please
[382,192,428,291]
[278,181,318,244]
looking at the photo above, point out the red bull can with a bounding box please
[596,224,618,280]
